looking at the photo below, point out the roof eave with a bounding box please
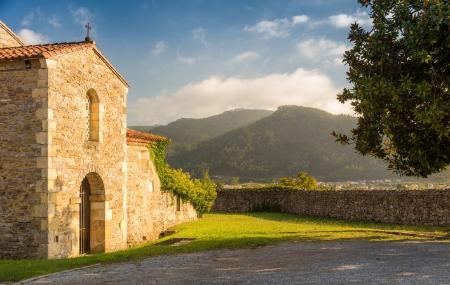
[0,20,25,47]
[0,42,130,88]
[92,47,129,88]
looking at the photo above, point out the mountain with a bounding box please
[128,125,159,132]
[136,109,273,144]
[168,106,397,182]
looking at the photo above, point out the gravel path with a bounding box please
[22,241,450,285]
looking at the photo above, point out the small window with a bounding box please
[86,89,100,141]
[148,181,153,193]
[176,196,181,212]
[24,59,31,69]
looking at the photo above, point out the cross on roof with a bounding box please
[85,22,93,42]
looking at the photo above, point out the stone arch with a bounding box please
[86,89,100,141]
[80,172,107,254]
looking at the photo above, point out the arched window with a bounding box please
[86,89,100,141]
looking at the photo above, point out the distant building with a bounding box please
[0,20,196,259]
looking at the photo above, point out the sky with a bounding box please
[0,0,371,125]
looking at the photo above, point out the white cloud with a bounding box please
[21,8,43,26]
[328,11,371,28]
[21,9,61,29]
[292,15,309,25]
[48,16,62,28]
[229,51,259,64]
[18,29,49,45]
[244,19,289,38]
[296,38,348,65]
[21,12,34,26]
[71,6,93,26]
[129,68,351,125]
[152,41,167,55]
[177,52,197,64]
[244,14,308,39]
[192,27,207,45]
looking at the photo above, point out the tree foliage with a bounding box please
[276,172,318,190]
[149,140,217,214]
[335,0,450,177]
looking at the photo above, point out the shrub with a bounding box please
[149,140,217,214]
[276,171,318,190]
[230,177,240,185]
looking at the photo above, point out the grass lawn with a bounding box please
[1,212,449,282]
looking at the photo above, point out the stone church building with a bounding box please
[0,21,196,259]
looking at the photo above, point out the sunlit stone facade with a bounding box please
[0,21,196,259]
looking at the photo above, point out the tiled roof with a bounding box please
[0,41,129,87]
[0,41,93,60]
[126,129,168,145]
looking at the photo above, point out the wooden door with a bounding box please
[79,178,91,254]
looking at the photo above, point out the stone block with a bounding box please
[36,156,48,168]
[35,108,47,119]
[33,204,48,218]
[35,132,48,144]
[35,180,47,193]
[47,179,57,191]
[44,59,57,69]
[40,220,48,231]
[42,168,57,179]
[42,119,57,132]
[32,88,47,99]
[37,69,48,79]
[48,193,58,204]
[37,79,48,87]
[40,193,48,203]
[48,204,55,218]
[37,243,49,258]
[105,209,113,221]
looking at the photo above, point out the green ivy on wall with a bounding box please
[148,140,217,214]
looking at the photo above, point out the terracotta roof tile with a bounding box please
[126,129,168,145]
[0,41,93,60]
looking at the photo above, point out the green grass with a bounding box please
[1,212,449,282]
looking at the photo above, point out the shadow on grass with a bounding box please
[244,212,450,234]
[0,237,272,282]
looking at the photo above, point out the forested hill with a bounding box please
[167,105,397,182]
[137,109,273,144]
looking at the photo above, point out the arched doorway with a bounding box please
[79,172,106,254]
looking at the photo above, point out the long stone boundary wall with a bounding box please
[212,188,450,226]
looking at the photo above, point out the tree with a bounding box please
[335,0,450,177]
[277,172,318,190]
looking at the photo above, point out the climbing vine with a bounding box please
[148,140,217,214]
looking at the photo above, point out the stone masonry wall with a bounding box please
[213,188,450,226]
[0,58,47,258]
[45,49,128,258]
[127,144,197,246]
